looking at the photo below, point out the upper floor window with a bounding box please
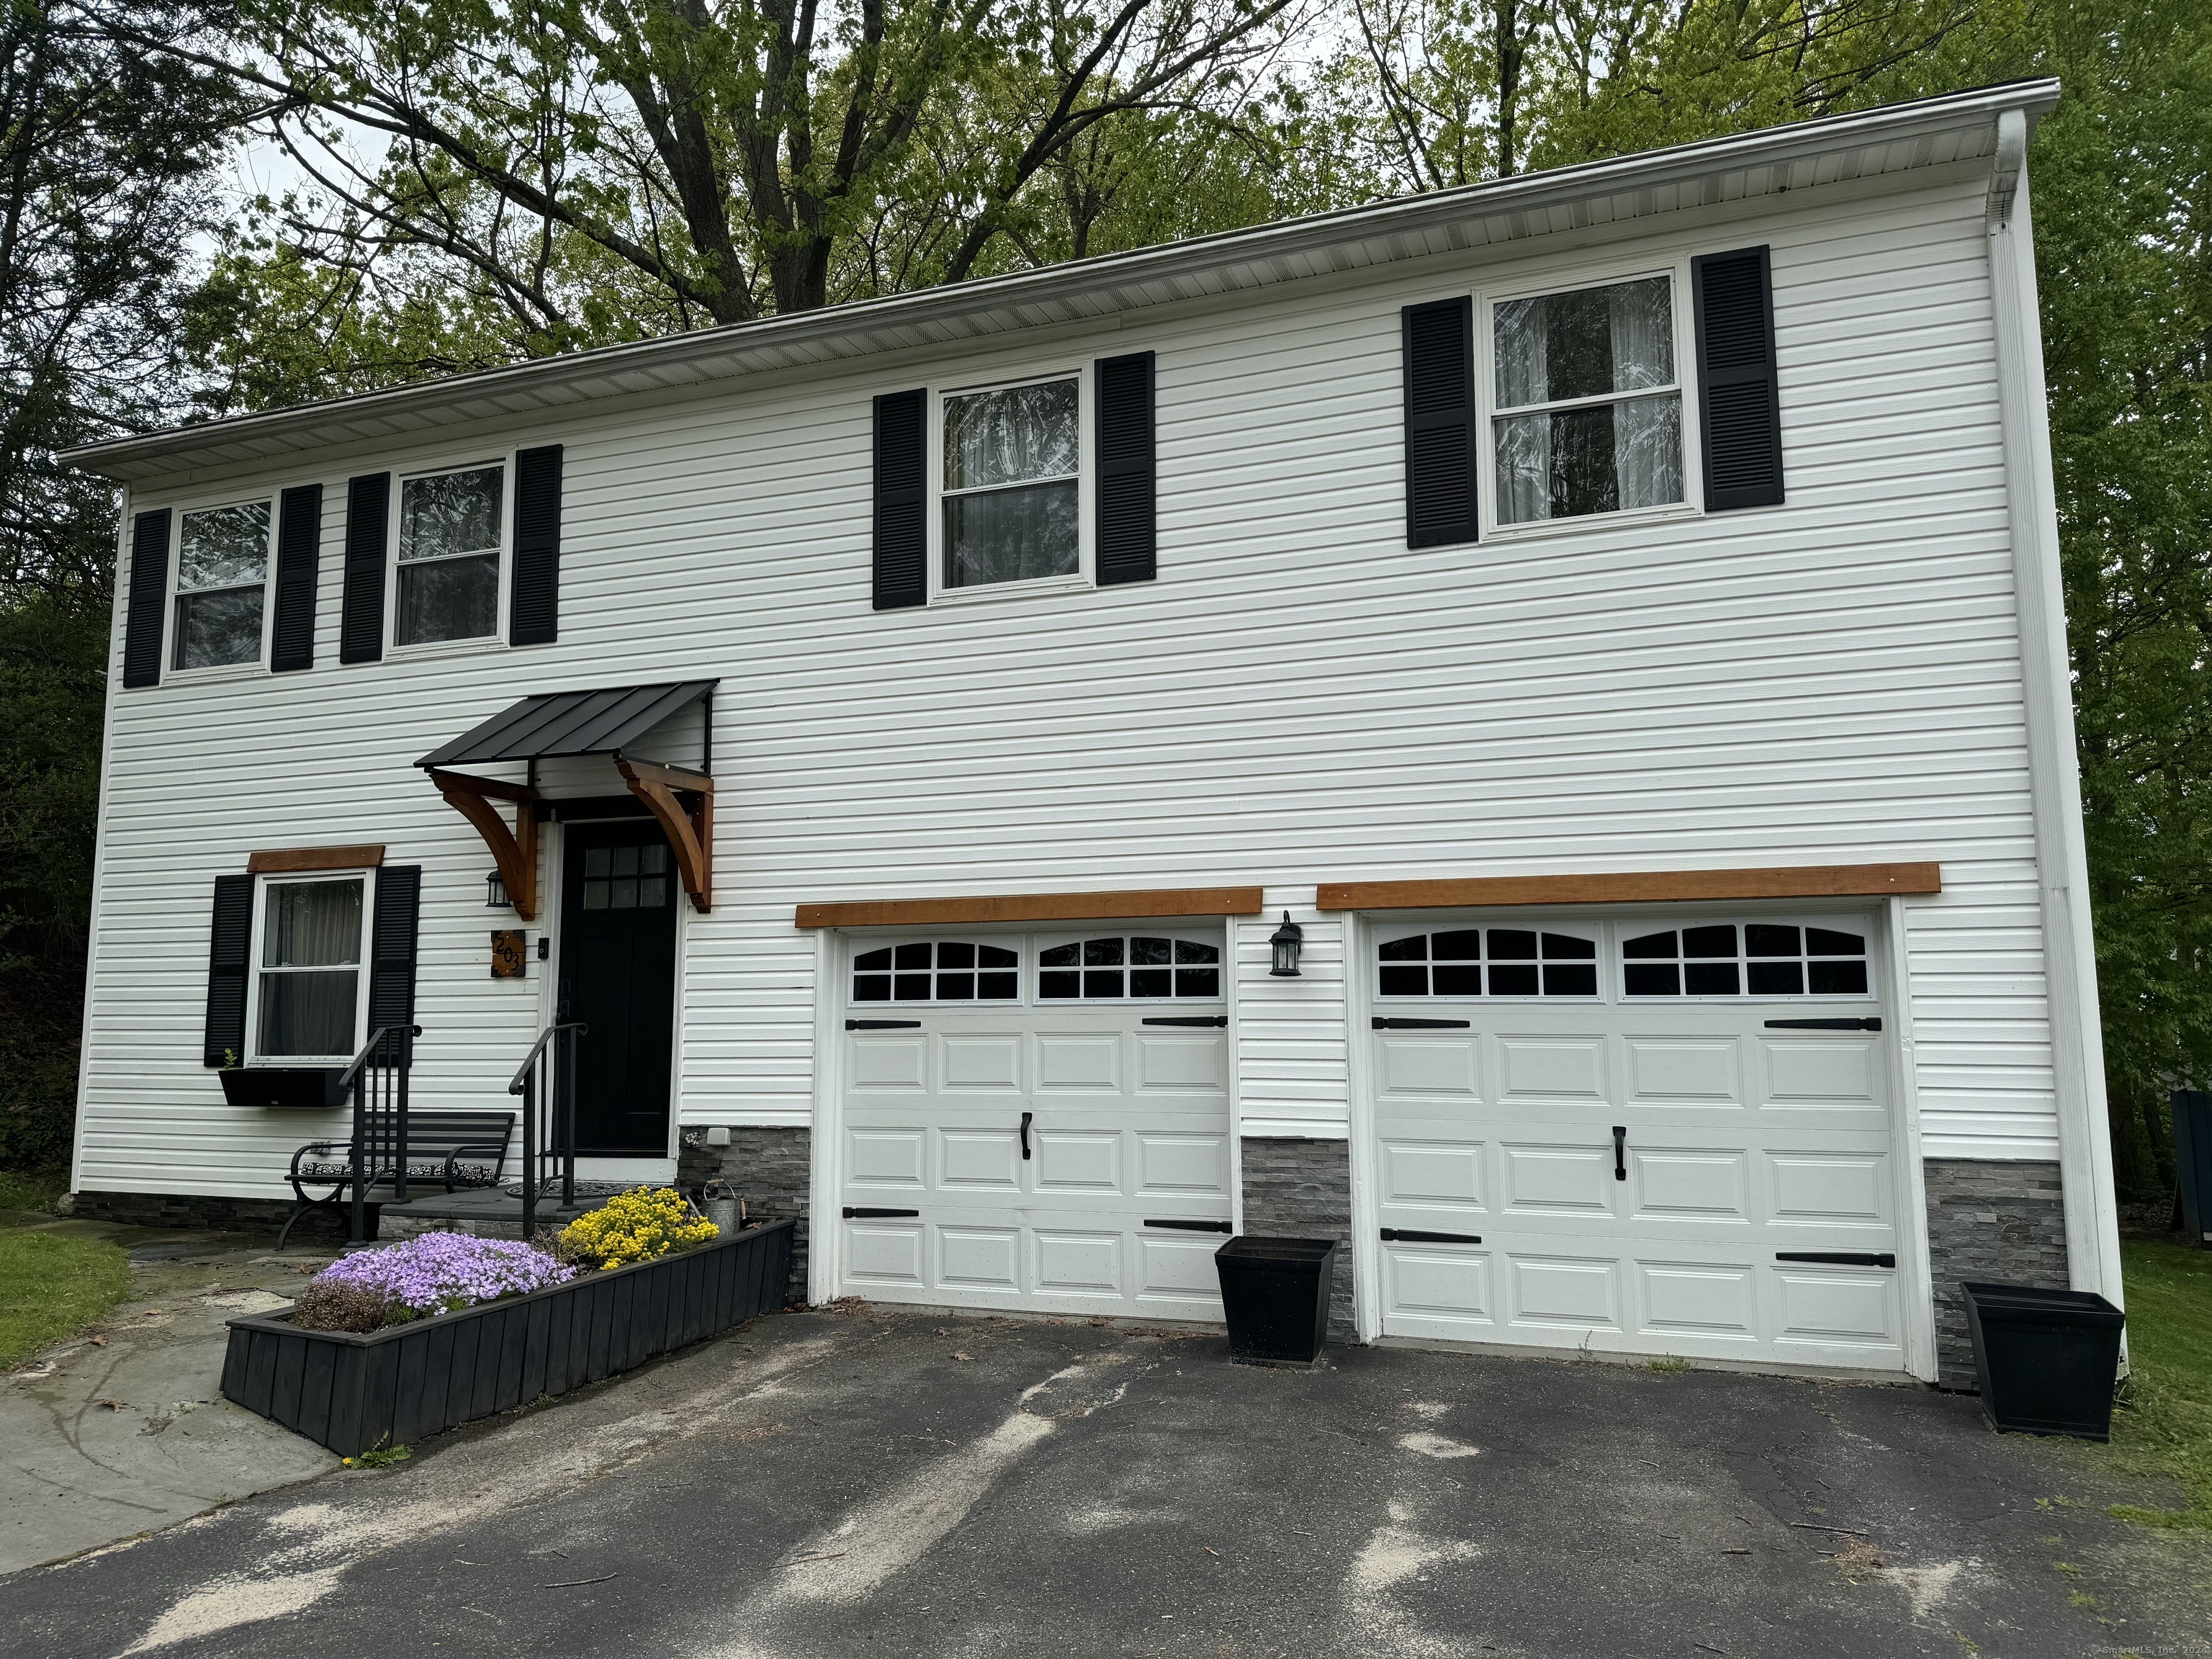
[174,501,271,669]
[252,873,368,1062]
[1622,922,1869,998]
[397,463,504,645]
[1492,275,1683,525]
[940,377,1080,590]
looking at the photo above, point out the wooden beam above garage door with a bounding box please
[795,886,1265,930]
[1317,862,1941,911]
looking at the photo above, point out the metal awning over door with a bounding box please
[414,680,716,768]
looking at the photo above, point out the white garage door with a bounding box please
[837,928,1233,1318]
[1368,913,1906,1372]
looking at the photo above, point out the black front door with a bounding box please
[559,822,677,1155]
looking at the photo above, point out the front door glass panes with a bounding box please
[942,379,1080,589]
[1622,923,1869,997]
[1376,929,1598,997]
[1493,276,1683,524]
[397,465,503,644]
[581,842,669,910]
[1038,937,1220,999]
[852,941,1020,1002]
[256,878,364,1058]
[174,502,270,668]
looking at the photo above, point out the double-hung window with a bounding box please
[1491,274,1685,526]
[396,463,505,645]
[938,376,1082,592]
[173,501,271,670]
[250,873,370,1063]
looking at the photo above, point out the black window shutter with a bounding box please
[367,865,421,1060]
[1095,351,1156,586]
[122,508,171,688]
[511,444,563,645]
[1692,247,1784,511]
[1402,298,1479,548]
[340,472,391,663]
[203,873,255,1066]
[873,390,927,610]
[271,484,323,672]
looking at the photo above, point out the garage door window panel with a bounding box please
[1622,923,1869,999]
[1377,928,1599,998]
[1038,935,1220,1000]
[852,940,1020,1003]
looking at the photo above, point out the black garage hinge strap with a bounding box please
[1775,1251,1896,1268]
[846,1019,922,1030]
[1143,1015,1229,1027]
[1144,1218,1233,1233]
[842,1207,920,1219]
[1380,1227,1484,1245]
[1372,1017,1473,1030]
[1764,1017,1882,1031]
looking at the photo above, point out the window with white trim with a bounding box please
[1491,275,1683,525]
[250,874,369,1061]
[396,463,505,644]
[1376,927,1599,998]
[853,940,1021,1003]
[1620,922,1869,999]
[939,377,1080,590]
[173,501,271,669]
[1037,934,1221,1000]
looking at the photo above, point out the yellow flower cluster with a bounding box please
[559,1186,719,1268]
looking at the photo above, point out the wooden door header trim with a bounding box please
[1317,863,1942,912]
[246,845,387,873]
[796,886,1266,930]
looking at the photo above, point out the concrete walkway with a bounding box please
[0,1212,338,1574]
[3,1302,2205,1658]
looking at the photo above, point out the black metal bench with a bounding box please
[279,1110,517,1249]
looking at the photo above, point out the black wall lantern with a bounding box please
[485,869,511,909]
[1269,912,1305,978]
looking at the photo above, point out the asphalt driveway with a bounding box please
[1,1305,2200,1658]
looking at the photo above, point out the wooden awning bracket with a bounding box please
[427,768,542,921]
[616,756,714,913]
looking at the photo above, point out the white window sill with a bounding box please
[162,661,269,686]
[1482,500,1702,542]
[927,572,1094,608]
[385,635,507,662]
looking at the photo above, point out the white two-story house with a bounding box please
[62,78,2112,1387]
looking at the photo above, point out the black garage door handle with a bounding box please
[1776,1251,1896,1268]
[842,1207,920,1219]
[1764,1017,1882,1031]
[1144,1218,1233,1233]
[1372,1017,1473,1030]
[1143,1016,1228,1028]
[847,1019,922,1030]
[1380,1227,1483,1245]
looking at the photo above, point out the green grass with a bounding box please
[2105,1239,2212,1527]
[0,1168,66,1213]
[0,1231,130,1367]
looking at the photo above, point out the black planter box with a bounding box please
[219,1067,347,1109]
[1962,1280,2125,1441]
[1215,1235,1339,1366]
[221,1218,795,1457]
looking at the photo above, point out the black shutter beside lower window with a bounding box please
[340,472,391,663]
[872,389,927,610]
[1095,351,1156,585]
[203,873,255,1066]
[1402,298,1479,548]
[271,484,323,673]
[510,444,563,645]
[1692,247,1784,511]
[367,866,421,1063]
[122,508,172,689]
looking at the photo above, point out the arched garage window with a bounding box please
[1376,928,1599,998]
[853,941,1020,1003]
[1038,935,1221,1000]
[1621,922,1869,997]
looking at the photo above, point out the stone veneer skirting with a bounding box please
[678,1125,813,1305]
[1239,1136,1357,1341]
[1922,1157,2069,1389]
[68,1189,358,1242]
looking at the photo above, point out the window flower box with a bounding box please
[220,1218,794,1457]
[219,1067,347,1109]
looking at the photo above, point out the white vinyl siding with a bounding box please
[75,163,2056,1205]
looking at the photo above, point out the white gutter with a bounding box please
[65,78,2057,482]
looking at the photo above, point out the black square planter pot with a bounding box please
[1961,1280,2126,1441]
[1215,1235,1339,1365]
[221,1218,794,1457]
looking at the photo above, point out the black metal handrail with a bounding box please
[510,1022,586,1237]
[341,1025,420,1246]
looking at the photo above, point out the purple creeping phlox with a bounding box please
[315,1231,573,1316]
